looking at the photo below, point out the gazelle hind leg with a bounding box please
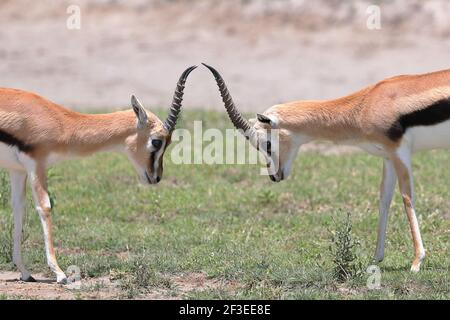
[27,167,67,284]
[10,171,34,282]
[392,146,425,272]
[373,159,397,263]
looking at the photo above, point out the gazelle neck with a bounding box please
[276,87,370,143]
[62,110,137,156]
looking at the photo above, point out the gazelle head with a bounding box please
[203,63,304,182]
[126,65,197,185]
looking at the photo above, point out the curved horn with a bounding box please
[163,65,198,132]
[202,63,252,135]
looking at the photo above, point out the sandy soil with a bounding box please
[0,0,449,112]
[0,271,235,299]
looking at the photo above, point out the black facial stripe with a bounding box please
[0,130,34,153]
[149,141,168,173]
[149,152,155,173]
[387,98,450,141]
[255,139,272,156]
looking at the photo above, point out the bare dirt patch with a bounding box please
[0,270,237,300]
[169,272,238,298]
[0,271,120,299]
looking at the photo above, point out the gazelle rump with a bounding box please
[0,65,197,283]
[205,63,450,272]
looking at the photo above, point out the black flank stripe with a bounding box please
[0,130,34,152]
[387,98,450,141]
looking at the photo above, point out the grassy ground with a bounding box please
[0,110,449,299]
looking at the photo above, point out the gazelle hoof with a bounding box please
[372,256,384,264]
[410,260,423,273]
[410,265,421,273]
[410,252,425,273]
[21,275,36,282]
[56,274,68,284]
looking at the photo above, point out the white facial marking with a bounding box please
[251,120,309,181]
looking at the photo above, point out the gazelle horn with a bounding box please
[163,65,198,132]
[202,63,252,136]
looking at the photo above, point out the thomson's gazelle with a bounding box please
[205,63,450,272]
[0,66,197,283]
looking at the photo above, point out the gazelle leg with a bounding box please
[392,148,425,272]
[10,171,34,282]
[373,159,397,263]
[28,167,67,283]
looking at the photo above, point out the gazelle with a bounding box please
[0,65,197,283]
[204,63,450,272]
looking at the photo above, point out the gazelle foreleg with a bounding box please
[10,171,34,282]
[28,165,67,283]
[392,147,425,272]
[373,159,397,263]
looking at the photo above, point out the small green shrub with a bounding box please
[328,211,364,282]
[114,254,172,298]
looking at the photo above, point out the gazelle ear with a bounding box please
[257,113,279,128]
[131,95,148,129]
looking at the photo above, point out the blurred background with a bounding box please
[1,0,450,112]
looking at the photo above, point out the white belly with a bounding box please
[46,152,76,166]
[338,139,390,157]
[408,120,450,152]
[356,142,390,157]
[0,143,25,171]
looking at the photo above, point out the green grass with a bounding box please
[1,109,450,299]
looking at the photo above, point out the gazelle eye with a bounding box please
[152,139,163,150]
